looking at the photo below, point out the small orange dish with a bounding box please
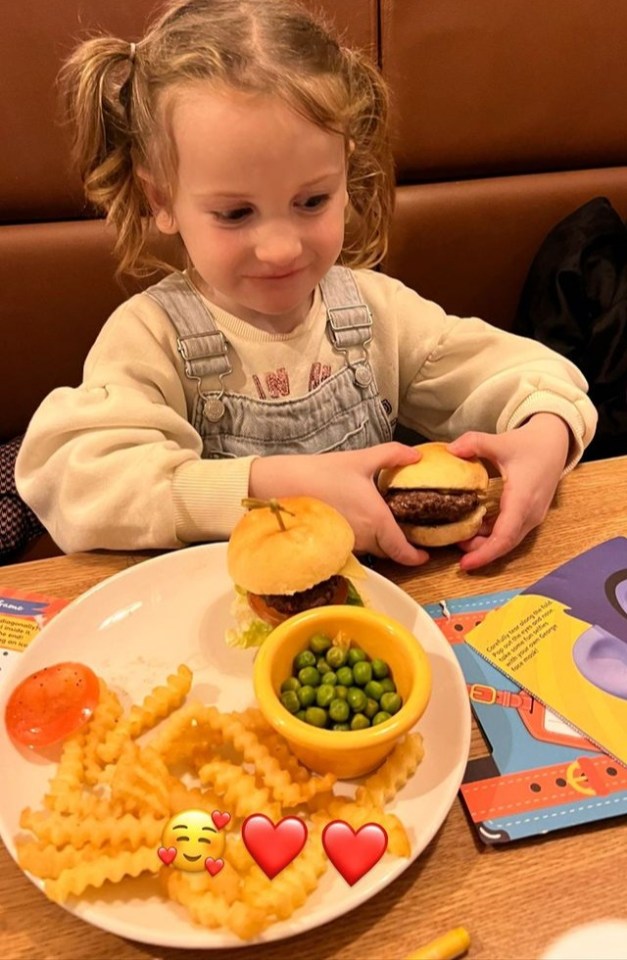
[253,605,432,779]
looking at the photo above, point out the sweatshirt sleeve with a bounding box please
[390,280,598,470]
[15,295,255,553]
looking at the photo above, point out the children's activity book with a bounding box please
[423,538,627,843]
[0,588,69,687]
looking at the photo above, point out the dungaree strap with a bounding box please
[145,273,231,380]
[320,266,373,349]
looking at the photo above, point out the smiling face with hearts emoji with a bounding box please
[159,809,226,873]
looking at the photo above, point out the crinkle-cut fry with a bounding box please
[20,809,166,851]
[236,706,271,732]
[166,777,222,817]
[43,731,87,812]
[147,700,220,762]
[312,799,411,858]
[41,791,126,819]
[111,743,171,818]
[356,733,425,807]
[45,846,159,903]
[241,825,328,921]
[161,857,242,905]
[82,682,124,785]
[164,870,267,940]
[225,833,255,875]
[16,839,135,881]
[17,839,91,880]
[198,760,281,822]
[251,731,312,786]
[200,708,336,805]
[97,664,192,764]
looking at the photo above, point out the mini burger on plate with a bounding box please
[378,442,489,547]
[226,496,366,647]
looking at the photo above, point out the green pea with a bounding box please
[364,679,384,701]
[334,684,348,700]
[296,710,307,722]
[298,666,321,687]
[316,684,335,708]
[364,697,378,719]
[347,647,367,666]
[350,712,370,730]
[297,684,316,708]
[336,666,354,686]
[332,723,350,731]
[320,670,338,686]
[372,711,392,726]
[352,660,372,686]
[380,677,396,693]
[280,691,300,714]
[316,658,332,675]
[281,677,301,693]
[325,646,347,669]
[380,692,402,715]
[293,649,316,671]
[309,632,332,654]
[329,698,350,723]
[347,687,367,713]
[371,658,390,679]
[305,706,328,728]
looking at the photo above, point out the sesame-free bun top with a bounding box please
[378,442,488,494]
[227,496,355,596]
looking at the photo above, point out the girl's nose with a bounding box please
[255,224,303,266]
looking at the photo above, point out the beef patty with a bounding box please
[385,489,480,525]
[259,574,348,615]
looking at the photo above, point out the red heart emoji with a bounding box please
[322,821,388,886]
[205,857,224,876]
[241,814,308,879]
[157,845,177,866]
[211,809,231,830]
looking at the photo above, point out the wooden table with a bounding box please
[1,456,626,960]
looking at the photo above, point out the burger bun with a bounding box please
[400,504,487,547]
[378,442,489,547]
[378,442,489,494]
[227,496,354,596]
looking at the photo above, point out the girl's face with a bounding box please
[152,86,348,332]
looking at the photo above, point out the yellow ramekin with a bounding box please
[253,605,432,779]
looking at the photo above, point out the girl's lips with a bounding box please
[249,268,306,280]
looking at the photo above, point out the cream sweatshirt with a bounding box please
[15,269,597,553]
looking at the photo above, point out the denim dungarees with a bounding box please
[146,266,392,458]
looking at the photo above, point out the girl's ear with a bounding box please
[137,168,178,235]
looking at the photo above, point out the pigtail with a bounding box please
[340,50,395,270]
[59,37,153,278]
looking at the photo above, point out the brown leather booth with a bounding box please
[381,0,627,328]
[1,0,625,562]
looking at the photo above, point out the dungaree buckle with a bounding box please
[326,306,374,388]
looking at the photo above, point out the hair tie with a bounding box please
[129,42,137,64]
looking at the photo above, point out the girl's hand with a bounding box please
[446,413,571,570]
[249,442,429,566]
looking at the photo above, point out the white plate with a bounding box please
[0,544,470,949]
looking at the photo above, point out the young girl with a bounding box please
[16,0,596,570]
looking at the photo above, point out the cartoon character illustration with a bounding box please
[572,567,627,699]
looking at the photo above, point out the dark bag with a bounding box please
[0,435,44,561]
[515,196,627,460]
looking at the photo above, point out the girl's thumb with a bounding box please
[375,441,422,469]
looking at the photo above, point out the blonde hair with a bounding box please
[60,0,394,279]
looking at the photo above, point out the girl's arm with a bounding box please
[15,296,254,553]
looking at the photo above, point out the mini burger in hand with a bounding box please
[378,442,489,547]
[226,496,366,647]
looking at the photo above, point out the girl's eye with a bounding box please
[212,207,252,223]
[299,194,330,211]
